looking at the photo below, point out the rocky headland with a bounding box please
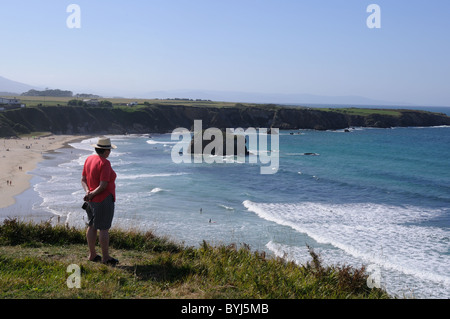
[1,104,449,137]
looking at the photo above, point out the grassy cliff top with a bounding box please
[0,219,389,299]
[3,95,435,115]
[317,107,403,117]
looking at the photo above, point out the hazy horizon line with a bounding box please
[1,75,449,108]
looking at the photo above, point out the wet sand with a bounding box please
[0,134,87,209]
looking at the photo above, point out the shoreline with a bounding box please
[0,131,448,299]
[0,134,89,210]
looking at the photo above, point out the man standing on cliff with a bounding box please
[81,137,119,266]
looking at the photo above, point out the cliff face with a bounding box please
[346,111,450,128]
[1,105,449,137]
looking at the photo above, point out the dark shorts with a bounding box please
[86,194,115,230]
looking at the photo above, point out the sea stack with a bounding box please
[187,129,250,156]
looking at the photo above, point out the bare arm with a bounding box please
[81,175,89,194]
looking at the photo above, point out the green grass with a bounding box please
[0,219,390,299]
[2,95,425,116]
[318,107,403,117]
[3,95,243,109]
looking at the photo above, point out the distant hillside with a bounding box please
[1,104,450,137]
[0,76,39,94]
[21,89,73,97]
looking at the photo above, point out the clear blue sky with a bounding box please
[1,0,449,106]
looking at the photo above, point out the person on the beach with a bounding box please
[81,137,119,265]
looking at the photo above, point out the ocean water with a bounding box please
[6,123,450,299]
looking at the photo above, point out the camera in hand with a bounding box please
[82,202,89,210]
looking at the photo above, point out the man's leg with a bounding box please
[86,225,98,260]
[99,229,111,262]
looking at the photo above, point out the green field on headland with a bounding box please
[318,107,403,117]
[0,219,390,299]
[4,96,241,109]
[2,97,450,137]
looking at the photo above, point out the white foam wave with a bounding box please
[69,140,94,152]
[146,140,177,145]
[243,200,450,296]
[218,204,235,211]
[150,187,165,194]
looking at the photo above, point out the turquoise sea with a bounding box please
[2,106,449,299]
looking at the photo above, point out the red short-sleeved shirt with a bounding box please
[82,154,116,203]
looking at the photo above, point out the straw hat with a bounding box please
[91,137,117,149]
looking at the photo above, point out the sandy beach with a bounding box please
[0,134,86,209]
